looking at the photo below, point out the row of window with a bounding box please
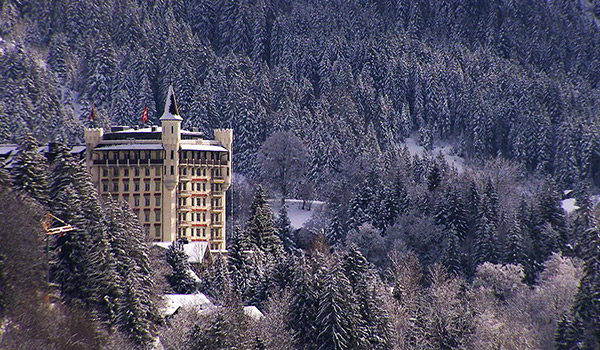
[179,197,207,206]
[180,150,228,162]
[179,182,207,191]
[144,224,162,239]
[98,150,162,161]
[102,166,160,178]
[178,197,222,207]
[177,182,224,193]
[101,180,161,193]
[178,212,223,223]
[100,165,227,179]
[178,227,222,239]
[140,210,161,222]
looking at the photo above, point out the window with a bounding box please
[113,182,118,191]
[196,213,201,221]
[202,213,206,221]
[155,211,161,221]
[182,198,187,206]
[155,196,161,206]
[144,211,150,222]
[144,196,150,206]
[155,181,160,191]
[196,198,201,206]
[202,228,206,237]
[102,168,108,177]
[155,167,161,176]
[170,150,174,160]
[134,196,140,207]
[171,126,174,133]
[102,182,108,192]
[170,166,174,175]
[145,182,150,191]
[134,167,140,177]
[155,225,161,238]
[134,181,140,192]
[196,228,201,237]
[203,198,206,206]
[182,168,187,175]
[123,182,129,192]
[145,168,150,176]
[182,213,187,221]
[113,168,119,177]
[124,168,129,177]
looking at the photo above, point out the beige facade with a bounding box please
[84,86,232,250]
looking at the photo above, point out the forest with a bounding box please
[0,0,600,349]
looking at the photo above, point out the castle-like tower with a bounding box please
[161,86,182,243]
[84,86,232,249]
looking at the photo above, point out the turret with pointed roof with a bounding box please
[160,85,183,121]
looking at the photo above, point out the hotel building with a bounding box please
[84,86,232,249]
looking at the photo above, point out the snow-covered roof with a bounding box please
[153,241,209,263]
[160,85,183,121]
[180,144,228,152]
[114,126,161,133]
[243,306,264,320]
[70,145,86,154]
[162,293,214,317]
[95,143,164,151]
[0,145,17,155]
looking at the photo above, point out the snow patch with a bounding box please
[270,199,325,229]
[561,194,600,214]
[403,136,465,172]
[561,198,579,214]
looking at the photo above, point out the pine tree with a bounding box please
[532,177,568,256]
[11,133,49,204]
[316,259,359,350]
[246,186,283,257]
[434,186,468,240]
[342,246,390,349]
[326,203,346,247]
[474,192,499,267]
[276,204,296,253]
[202,253,233,300]
[289,257,320,349]
[166,242,199,294]
[504,212,527,266]
[555,224,600,349]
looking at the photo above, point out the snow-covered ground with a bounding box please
[404,136,465,173]
[269,199,325,229]
[561,194,600,214]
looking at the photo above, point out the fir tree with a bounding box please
[276,204,296,253]
[246,186,283,257]
[316,259,359,350]
[434,186,468,240]
[166,242,199,294]
[474,193,499,267]
[11,133,49,204]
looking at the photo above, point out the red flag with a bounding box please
[89,104,96,122]
[141,105,148,124]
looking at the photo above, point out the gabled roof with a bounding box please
[160,85,183,122]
